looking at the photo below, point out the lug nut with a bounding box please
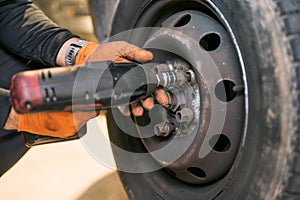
[176,108,194,123]
[174,71,187,86]
[154,63,171,73]
[185,69,196,83]
[154,121,175,137]
[172,60,190,71]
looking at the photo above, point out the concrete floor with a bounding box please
[0,116,128,200]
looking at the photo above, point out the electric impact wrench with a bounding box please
[5,61,185,146]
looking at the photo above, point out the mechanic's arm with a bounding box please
[0,0,77,132]
[0,0,153,66]
[0,0,78,135]
[0,0,77,66]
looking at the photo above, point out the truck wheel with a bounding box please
[92,0,300,199]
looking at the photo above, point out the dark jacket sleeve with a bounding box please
[0,0,78,66]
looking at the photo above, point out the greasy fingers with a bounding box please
[119,98,154,117]
[142,97,155,110]
[118,42,153,63]
[119,90,169,117]
[124,49,153,63]
[80,41,153,64]
[131,102,144,117]
[155,88,169,107]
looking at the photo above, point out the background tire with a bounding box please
[91,0,300,199]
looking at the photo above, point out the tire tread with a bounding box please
[290,35,300,61]
[277,0,300,15]
[276,0,300,199]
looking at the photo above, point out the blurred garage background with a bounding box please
[0,0,127,199]
[33,0,97,41]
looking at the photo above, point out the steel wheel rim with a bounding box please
[132,1,249,186]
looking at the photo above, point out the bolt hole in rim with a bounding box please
[133,1,248,188]
[215,79,237,102]
[209,134,231,152]
[187,167,207,179]
[174,14,192,27]
[199,32,222,51]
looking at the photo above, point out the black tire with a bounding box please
[93,0,300,199]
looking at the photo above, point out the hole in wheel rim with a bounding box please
[209,134,231,152]
[174,14,191,27]
[187,167,207,179]
[200,33,221,51]
[215,80,237,102]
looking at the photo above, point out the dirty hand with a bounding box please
[4,40,154,137]
[81,41,170,117]
[118,87,169,117]
[75,40,153,64]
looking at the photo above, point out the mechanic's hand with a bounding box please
[77,41,161,117]
[117,88,170,117]
[75,41,153,64]
[79,41,170,117]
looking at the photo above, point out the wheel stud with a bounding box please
[232,85,245,93]
[154,121,175,137]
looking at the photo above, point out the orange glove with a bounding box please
[4,40,153,138]
[17,110,98,138]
